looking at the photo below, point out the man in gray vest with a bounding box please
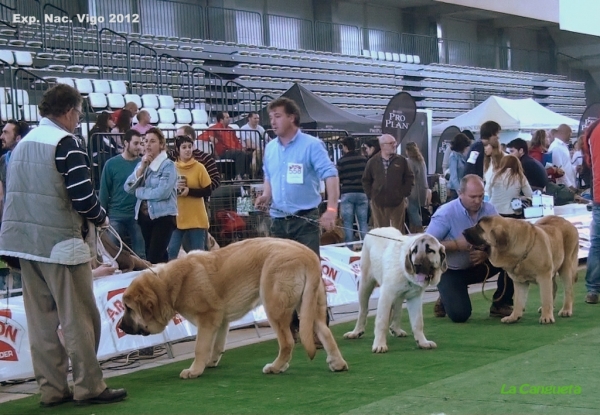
[0,84,127,407]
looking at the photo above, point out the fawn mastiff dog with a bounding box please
[344,228,447,353]
[117,237,348,378]
[463,215,579,324]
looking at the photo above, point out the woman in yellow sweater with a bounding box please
[167,135,212,260]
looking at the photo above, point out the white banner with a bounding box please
[0,246,363,382]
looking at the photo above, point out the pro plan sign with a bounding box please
[381,92,417,144]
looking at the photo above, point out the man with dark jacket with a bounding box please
[506,138,548,191]
[362,134,414,233]
[464,121,500,178]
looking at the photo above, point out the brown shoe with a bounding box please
[490,304,513,317]
[433,297,446,318]
[585,292,599,304]
[74,388,127,406]
[40,394,73,408]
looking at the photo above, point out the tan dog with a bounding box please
[117,237,348,378]
[344,228,446,352]
[463,215,579,324]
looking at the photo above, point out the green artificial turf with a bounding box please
[2,271,598,415]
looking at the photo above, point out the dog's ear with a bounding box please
[439,245,448,273]
[490,226,508,247]
[405,250,415,275]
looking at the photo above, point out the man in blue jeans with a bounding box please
[337,136,368,246]
[99,129,146,259]
[584,119,600,304]
[426,174,514,322]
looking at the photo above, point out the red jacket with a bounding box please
[585,120,600,203]
[197,123,241,157]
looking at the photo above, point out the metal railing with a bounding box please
[127,40,159,96]
[158,53,192,106]
[99,28,128,78]
[206,7,261,45]
[315,21,361,56]
[264,14,314,50]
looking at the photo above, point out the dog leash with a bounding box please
[258,206,415,243]
[96,225,160,277]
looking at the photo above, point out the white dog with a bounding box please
[344,228,447,353]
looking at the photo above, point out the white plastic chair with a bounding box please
[88,92,108,111]
[107,93,125,110]
[141,94,159,109]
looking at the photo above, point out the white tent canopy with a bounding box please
[432,96,579,136]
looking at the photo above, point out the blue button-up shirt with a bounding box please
[263,130,338,218]
[426,198,498,270]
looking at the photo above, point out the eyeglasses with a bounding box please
[381,142,397,146]
[73,108,84,122]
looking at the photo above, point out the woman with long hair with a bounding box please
[530,129,564,182]
[111,109,133,151]
[404,142,429,233]
[488,155,533,217]
[167,135,212,260]
[529,129,549,163]
[483,136,504,193]
[124,127,178,264]
[447,133,471,201]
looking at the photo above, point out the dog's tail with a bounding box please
[298,257,322,360]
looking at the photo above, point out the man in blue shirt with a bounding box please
[255,97,339,342]
[255,97,339,255]
[426,174,514,322]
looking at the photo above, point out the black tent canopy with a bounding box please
[259,83,382,135]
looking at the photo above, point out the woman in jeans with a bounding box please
[124,127,177,264]
[167,135,212,260]
[404,142,429,233]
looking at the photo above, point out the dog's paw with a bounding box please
[262,362,289,374]
[389,327,407,337]
[327,356,349,372]
[558,308,572,317]
[371,343,388,353]
[539,315,555,324]
[501,315,521,324]
[343,330,364,339]
[180,368,200,379]
[417,340,437,349]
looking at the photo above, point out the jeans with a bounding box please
[406,198,422,231]
[437,262,514,323]
[585,203,600,294]
[340,192,369,244]
[270,208,320,257]
[167,228,207,260]
[0,267,21,297]
[109,216,146,260]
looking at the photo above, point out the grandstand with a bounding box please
[0,0,593,141]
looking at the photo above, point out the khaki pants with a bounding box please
[20,260,106,403]
[371,198,408,234]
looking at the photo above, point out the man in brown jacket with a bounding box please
[362,134,414,233]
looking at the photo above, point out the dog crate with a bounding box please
[209,181,271,247]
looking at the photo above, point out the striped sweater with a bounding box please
[337,150,367,194]
[56,136,106,226]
